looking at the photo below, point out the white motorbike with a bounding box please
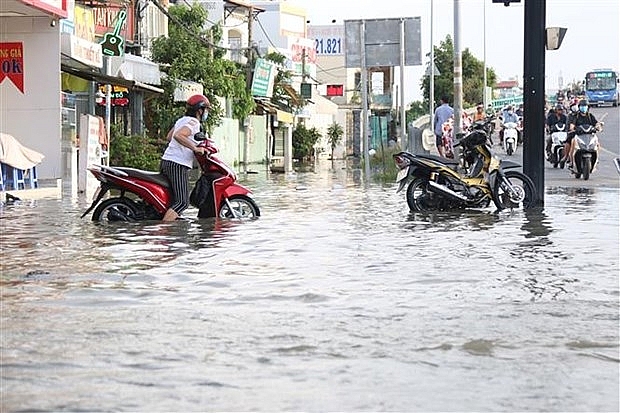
[547,122,567,169]
[502,121,519,156]
[571,123,601,181]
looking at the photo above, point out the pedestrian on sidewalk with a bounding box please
[433,95,453,157]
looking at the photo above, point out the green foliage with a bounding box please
[405,100,429,125]
[264,52,296,110]
[108,124,164,171]
[292,123,322,161]
[369,146,400,183]
[326,122,344,159]
[147,3,254,137]
[420,35,498,107]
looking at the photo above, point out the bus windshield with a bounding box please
[585,72,617,91]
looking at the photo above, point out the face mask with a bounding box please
[201,110,209,121]
[578,106,587,113]
[508,111,514,115]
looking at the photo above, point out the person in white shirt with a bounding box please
[160,94,210,221]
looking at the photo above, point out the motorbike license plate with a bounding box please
[396,167,409,182]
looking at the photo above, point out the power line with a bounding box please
[177,0,247,29]
[148,0,255,52]
[255,16,279,50]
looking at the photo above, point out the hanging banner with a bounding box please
[0,42,24,93]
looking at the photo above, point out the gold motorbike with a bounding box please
[393,119,537,212]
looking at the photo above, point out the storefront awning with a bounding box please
[109,54,161,86]
[61,55,164,94]
[254,98,278,114]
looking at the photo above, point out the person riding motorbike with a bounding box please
[473,104,486,122]
[160,94,210,221]
[485,104,494,117]
[499,105,520,145]
[566,99,601,168]
[545,104,568,158]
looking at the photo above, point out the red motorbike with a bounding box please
[81,134,260,222]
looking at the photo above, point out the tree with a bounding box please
[292,123,322,161]
[326,122,344,160]
[420,35,497,108]
[263,51,303,113]
[405,100,428,125]
[147,3,254,137]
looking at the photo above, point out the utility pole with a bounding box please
[399,18,406,148]
[522,0,546,206]
[453,0,463,135]
[429,0,434,124]
[360,21,371,180]
[243,5,254,174]
[483,0,487,108]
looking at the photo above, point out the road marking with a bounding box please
[599,146,619,157]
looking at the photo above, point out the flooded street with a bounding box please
[1,161,619,412]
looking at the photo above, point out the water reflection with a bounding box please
[521,207,553,238]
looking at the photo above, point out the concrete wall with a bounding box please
[1,17,61,179]
[210,115,268,167]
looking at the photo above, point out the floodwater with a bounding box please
[1,161,619,412]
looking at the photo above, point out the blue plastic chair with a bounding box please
[0,164,38,190]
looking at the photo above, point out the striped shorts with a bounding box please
[160,159,191,214]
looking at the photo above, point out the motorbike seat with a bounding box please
[416,154,460,166]
[114,167,171,189]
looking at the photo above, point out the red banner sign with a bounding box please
[0,42,24,93]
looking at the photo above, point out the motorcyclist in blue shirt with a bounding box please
[499,105,520,144]
[565,99,602,168]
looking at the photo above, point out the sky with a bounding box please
[293,0,620,103]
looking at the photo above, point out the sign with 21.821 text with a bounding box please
[308,25,344,56]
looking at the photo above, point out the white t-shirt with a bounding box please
[161,116,201,168]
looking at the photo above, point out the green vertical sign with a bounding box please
[251,58,276,98]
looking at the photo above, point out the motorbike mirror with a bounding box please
[194,132,207,141]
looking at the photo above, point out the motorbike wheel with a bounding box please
[492,171,537,211]
[92,198,140,222]
[507,142,514,156]
[582,157,591,180]
[406,179,435,212]
[218,195,260,219]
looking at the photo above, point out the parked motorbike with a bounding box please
[547,122,567,169]
[393,122,537,212]
[501,121,519,156]
[81,133,260,222]
[483,115,496,143]
[570,123,601,180]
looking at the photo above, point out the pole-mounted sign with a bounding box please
[545,27,567,50]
